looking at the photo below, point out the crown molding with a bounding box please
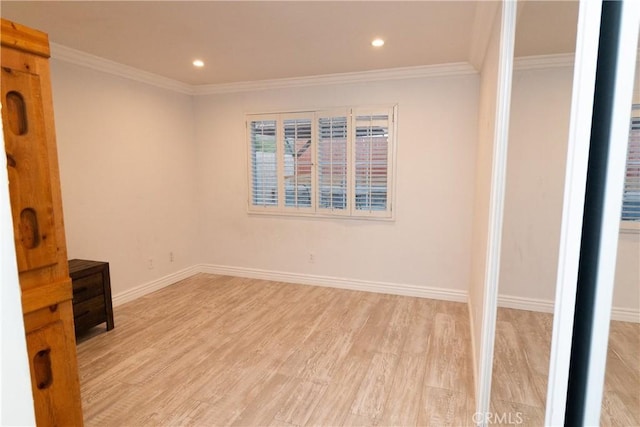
[50,42,476,96]
[193,62,478,95]
[513,49,640,71]
[513,53,575,70]
[50,43,194,95]
[51,42,604,96]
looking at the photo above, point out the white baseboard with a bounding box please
[199,264,468,302]
[112,265,201,307]
[498,294,639,323]
[467,299,479,412]
[608,307,640,323]
[498,295,555,313]
[110,264,639,324]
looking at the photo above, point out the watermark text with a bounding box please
[472,411,524,425]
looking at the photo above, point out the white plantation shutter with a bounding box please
[317,114,349,212]
[283,116,313,209]
[247,105,395,219]
[353,109,393,216]
[249,118,278,207]
[622,108,640,221]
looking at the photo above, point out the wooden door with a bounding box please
[1,19,83,426]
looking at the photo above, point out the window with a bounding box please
[247,106,396,219]
[621,104,640,230]
[317,114,348,212]
[250,118,277,207]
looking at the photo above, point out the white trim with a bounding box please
[194,63,477,95]
[105,262,638,325]
[247,106,396,220]
[467,299,479,410]
[50,43,194,95]
[497,295,639,323]
[583,1,640,423]
[513,53,574,70]
[103,264,640,323]
[498,295,555,313]
[111,265,201,306]
[476,1,517,422]
[609,307,640,323]
[199,264,467,302]
[49,40,588,97]
[545,1,603,423]
[49,43,476,95]
[110,264,467,309]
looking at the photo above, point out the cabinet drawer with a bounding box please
[68,259,114,337]
[73,295,106,332]
[71,273,103,303]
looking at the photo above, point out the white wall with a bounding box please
[469,3,501,398]
[50,60,199,296]
[499,66,573,302]
[194,75,479,293]
[46,42,635,313]
[44,37,637,329]
[500,63,640,314]
[614,232,640,311]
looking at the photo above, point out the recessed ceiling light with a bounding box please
[371,38,385,47]
[193,59,204,67]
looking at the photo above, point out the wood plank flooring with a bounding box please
[490,308,551,426]
[491,308,640,427]
[76,274,475,426]
[77,274,639,426]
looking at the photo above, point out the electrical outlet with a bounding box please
[169,251,174,262]
[147,258,154,269]
[308,253,315,263]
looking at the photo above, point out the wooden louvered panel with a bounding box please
[1,66,59,273]
[1,18,84,426]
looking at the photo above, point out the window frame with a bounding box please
[247,114,280,214]
[281,112,316,214]
[316,109,352,217]
[620,104,640,233]
[352,107,396,219]
[246,105,397,220]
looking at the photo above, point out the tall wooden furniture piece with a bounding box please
[1,19,84,425]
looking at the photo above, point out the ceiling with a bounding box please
[0,1,578,86]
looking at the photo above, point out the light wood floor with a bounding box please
[491,308,640,427]
[77,274,639,426]
[77,274,475,426]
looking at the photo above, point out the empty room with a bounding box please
[1,1,638,426]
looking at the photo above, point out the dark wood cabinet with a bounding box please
[69,259,114,336]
